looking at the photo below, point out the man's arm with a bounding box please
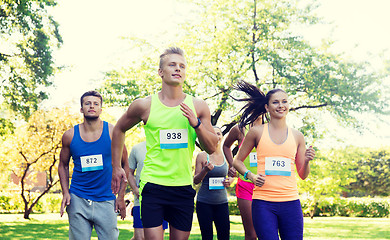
[128,168,139,198]
[116,145,129,220]
[180,98,218,154]
[127,147,139,198]
[58,129,73,217]
[111,97,149,194]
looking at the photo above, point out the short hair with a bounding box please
[80,90,103,107]
[159,47,185,69]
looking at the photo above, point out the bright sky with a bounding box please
[46,0,390,148]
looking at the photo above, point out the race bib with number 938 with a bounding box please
[160,129,188,149]
[264,157,291,176]
[80,154,103,172]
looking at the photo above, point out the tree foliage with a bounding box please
[298,146,390,218]
[346,148,390,197]
[0,108,79,219]
[99,0,389,138]
[0,0,62,121]
[298,147,357,218]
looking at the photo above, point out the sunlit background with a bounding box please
[46,0,390,148]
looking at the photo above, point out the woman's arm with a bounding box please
[233,126,265,187]
[293,129,315,180]
[223,125,243,177]
[193,152,214,185]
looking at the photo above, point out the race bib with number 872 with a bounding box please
[80,154,103,172]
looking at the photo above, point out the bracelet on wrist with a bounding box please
[243,170,251,180]
[193,117,201,129]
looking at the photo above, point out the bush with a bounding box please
[228,196,240,215]
[0,191,62,213]
[0,192,24,213]
[301,197,390,218]
[1,191,388,218]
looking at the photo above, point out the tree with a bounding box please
[99,0,389,138]
[0,0,62,122]
[298,147,357,218]
[346,148,390,196]
[0,108,79,219]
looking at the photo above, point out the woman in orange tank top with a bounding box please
[232,81,315,240]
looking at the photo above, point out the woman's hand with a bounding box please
[305,146,315,162]
[249,172,266,187]
[223,177,234,187]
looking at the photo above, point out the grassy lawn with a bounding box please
[0,213,389,239]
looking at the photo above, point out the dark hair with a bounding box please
[232,81,286,129]
[159,47,185,69]
[80,91,103,107]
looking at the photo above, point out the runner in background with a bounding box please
[194,126,234,240]
[59,90,129,240]
[127,141,168,240]
[223,118,263,240]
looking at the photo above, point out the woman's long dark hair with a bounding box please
[232,80,286,129]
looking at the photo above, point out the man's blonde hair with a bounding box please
[159,47,185,69]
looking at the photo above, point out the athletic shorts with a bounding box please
[140,182,196,231]
[235,178,254,201]
[252,199,303,240]
[66,193,119,240]
[132,206,168,229]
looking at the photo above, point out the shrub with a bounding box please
[301,196,390,218]
[0,191,62,213]
[1,191,388,218]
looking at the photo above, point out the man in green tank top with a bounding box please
[111,47,218,240]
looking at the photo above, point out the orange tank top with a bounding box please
[252,123,299,202]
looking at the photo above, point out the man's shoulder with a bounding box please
[191,96,207,107]
[131,96,152,110]
[137,95,152,103]
[62,126,75,145]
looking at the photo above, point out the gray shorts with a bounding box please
[66,193,119,240]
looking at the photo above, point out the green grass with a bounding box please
[0,213,389,239]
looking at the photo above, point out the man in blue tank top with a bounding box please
[58,91,130,240]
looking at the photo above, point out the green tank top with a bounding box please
[239,127,258,182]
[143,94,197,186]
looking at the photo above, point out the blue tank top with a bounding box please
[196,154,229,204]
[69,121,115,201]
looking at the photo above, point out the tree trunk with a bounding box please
[24,205,32,219]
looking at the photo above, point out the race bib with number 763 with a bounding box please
[160,129,188,149]
[264,157,291,176]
